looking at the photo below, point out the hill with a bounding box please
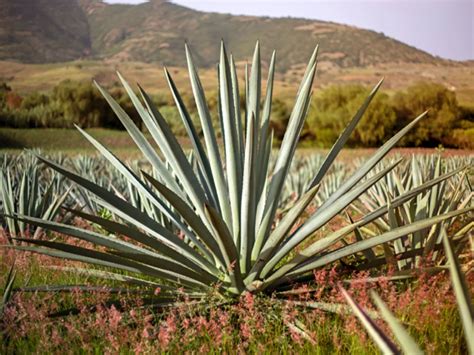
[0,0,444,71]
[0,0,91,63]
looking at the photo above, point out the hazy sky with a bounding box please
[105,0,473,61]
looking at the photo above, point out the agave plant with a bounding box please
[0,152,70,242]
[6,42,472,306]
[282,154,350,208]
[342,227,474,355]
[353,154,472,272]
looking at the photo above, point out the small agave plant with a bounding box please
[7,42,472,306]
[353,155,472,272]
[0,152,70,242]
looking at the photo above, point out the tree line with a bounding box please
[1,80,473,148]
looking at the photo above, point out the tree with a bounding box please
[305,84,396,147]
[392,82,459,147]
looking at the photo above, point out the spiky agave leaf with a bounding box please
[341,286,423,355]
[0,263,16,315]
[442,228,474,354]
[343,226,474,354]
[5,42,472,305]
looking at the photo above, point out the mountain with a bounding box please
[0,0,91,63]
[0,0,443,71]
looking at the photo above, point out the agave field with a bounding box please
[0,42,473,353]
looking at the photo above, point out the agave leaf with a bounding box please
[11,239,208,289]
[7,244,147,277]
[255,59,317,257]
[370,291,423,354]
[118,74,209,217]
[1,263,16,313]
[286,207,473,279]
[16,285,153,294]
[230,54,244,167]
[387,200,407,270]
[246,41,261,129]
[62,207,209,273]
[185,43,231,229]
[10,214,166,257]
[442,228,474,354]
[1,169,19,239]
[240,113,257,272]
[160,71,217,205]
[284,319,317,345]
[340,287,400,354]
[46,266,168,288]
[93,82,182,197]
[262,159,402,278]
[142,171,224,265]
[111,251,219,285]
[284,299,380,318]
[296,45,319,97]
[349,213,377,262]
[247,184,320,284]
[34,155,215,274]
[219,42,242,240]
[74,126,191,235]
[256,51,276,190]
[357,245,448,271]
[318,111,428,213]
[204,204,244,294]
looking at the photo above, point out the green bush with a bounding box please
[305,85,396,147]
[392,82,459,147]
[270,98,290,141]
[0,80,472,149]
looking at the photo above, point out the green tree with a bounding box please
[270,98,290,141]
[392,82,459,147]
[52,80,108,128]
[306,85,396,147]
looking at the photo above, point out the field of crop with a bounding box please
[0,149,473,353]
[0,43,473,354]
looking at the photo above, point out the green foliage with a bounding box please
[270,98,291,141]
[51,80,107,128]
[0,81,144,129]
[306,85,397,147]
[1,80,473,149]
[392,82,460,147]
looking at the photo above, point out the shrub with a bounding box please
[306,84,397,147]
[392,82,459,147]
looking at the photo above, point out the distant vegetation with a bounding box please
[1,81,472,149]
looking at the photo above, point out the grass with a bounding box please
[1,237,469,354]
[0,128,143,153]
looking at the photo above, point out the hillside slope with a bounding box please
[0,0,442,70]
[84,0,439,70]
[0,0,91,63]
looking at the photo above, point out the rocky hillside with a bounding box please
[0,0,91,63]
[0,0,442,70]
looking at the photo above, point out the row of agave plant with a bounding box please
[2,150,471,248]
[0,42,473,352]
